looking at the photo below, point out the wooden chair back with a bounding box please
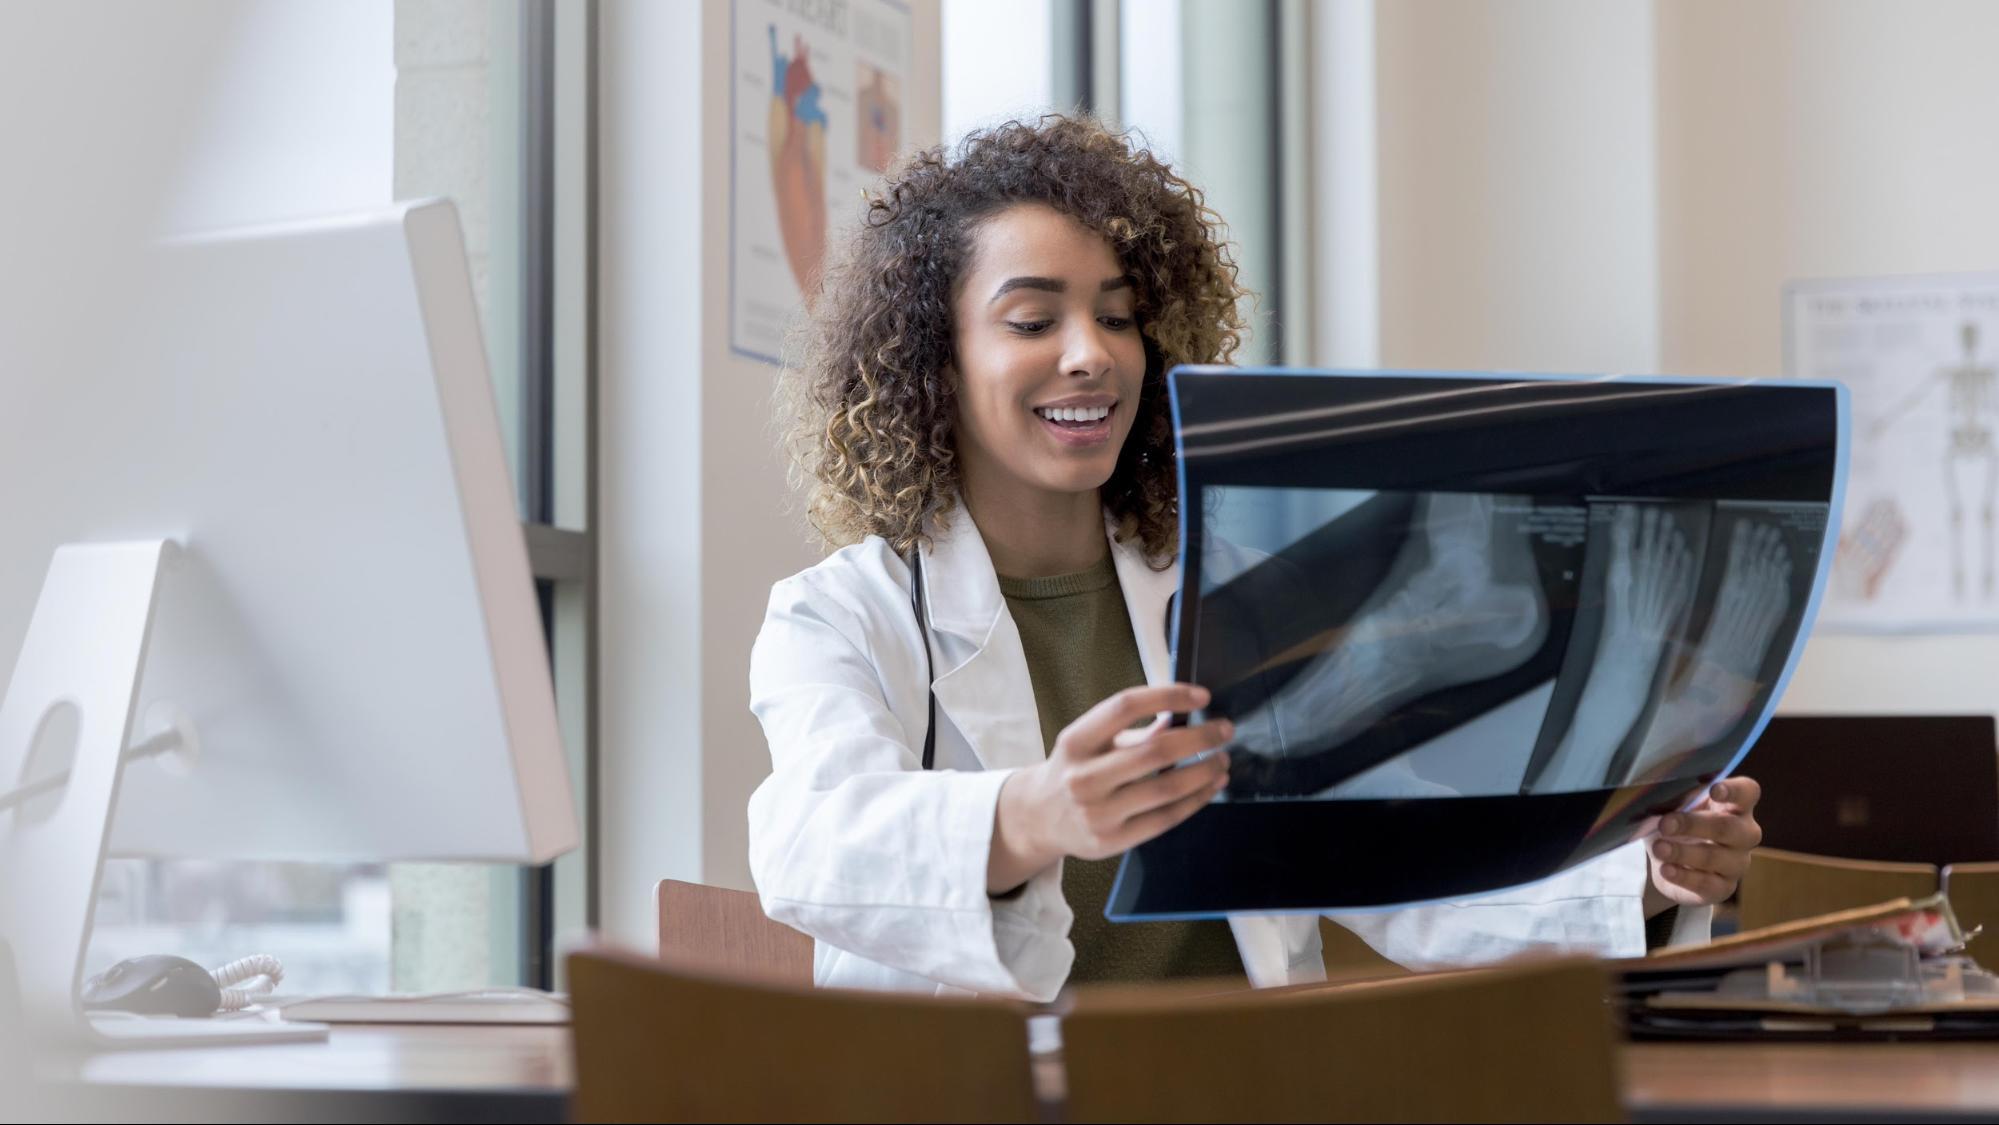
[654,878,812,985]
[1942,861,1999,947]
[568,948,1039,1123]
[1059,958,1622,1123]
[1737,847,1939,932]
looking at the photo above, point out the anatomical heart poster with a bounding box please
[731,0,909,365]
[1786,273,1999,632]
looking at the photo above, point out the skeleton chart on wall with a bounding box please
[1787,274,1999,632]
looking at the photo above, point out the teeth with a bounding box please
[1038,405,1112,423]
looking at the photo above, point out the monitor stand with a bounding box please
[0,541,326,1049]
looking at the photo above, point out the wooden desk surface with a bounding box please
[32,1024,571,1124]
[32,1024,1999,1123]
[1625,1041,1999,1120]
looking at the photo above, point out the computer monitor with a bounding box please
[0,201,577,1044]
[1747,714,1999,865]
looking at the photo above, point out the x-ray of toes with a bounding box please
[1526,503,1825,797]
[1107,368,1847,919]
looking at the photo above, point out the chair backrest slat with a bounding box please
[1060,958,1622,1124]
[568,948,1040,1123]
[654,878,813,986]
[1738,848,1940,932]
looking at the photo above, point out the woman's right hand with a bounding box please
[987,683,1233,894]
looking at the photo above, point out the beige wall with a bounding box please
[1658,0,1999,378]
[1369,0,1999,717]
[1654,1,1999,713]
[1374,0,1659,375]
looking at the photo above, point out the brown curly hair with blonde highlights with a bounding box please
[776,115,1247,564]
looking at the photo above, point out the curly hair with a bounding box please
[776,114,1247,564]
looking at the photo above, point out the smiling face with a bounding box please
[949,203,1149,518]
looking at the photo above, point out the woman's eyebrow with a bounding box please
[988,275,1134,303]
[989,276,1063,302]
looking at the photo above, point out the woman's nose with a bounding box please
[1061,322,1115,379]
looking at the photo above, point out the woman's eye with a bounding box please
[1099,316,1135,331]
[1007,320,1053,335]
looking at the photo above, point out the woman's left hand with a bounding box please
[1646,776,1764,910]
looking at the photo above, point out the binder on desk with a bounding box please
[1616,896,1999,1040]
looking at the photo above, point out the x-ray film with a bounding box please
[1108,368,1848,919]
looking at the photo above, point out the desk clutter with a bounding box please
[1620,895,1999,1040]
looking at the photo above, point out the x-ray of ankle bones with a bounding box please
[1196,489,1814,801]
[1199,489,1578,799]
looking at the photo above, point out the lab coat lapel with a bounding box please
[920,511,1045,771]
[919,512,1181,771]
[1108,527,1179,687]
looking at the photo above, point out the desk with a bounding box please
[1626,1042,1999,1123]
[30,1025,569,1124]
[28,1027,1999,1123]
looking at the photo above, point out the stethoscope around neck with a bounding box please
[908,551,937,770]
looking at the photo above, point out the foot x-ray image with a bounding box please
[1201,488,1576,800]
[1109,368,1846,919]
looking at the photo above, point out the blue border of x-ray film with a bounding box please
[1111,366,1851,923]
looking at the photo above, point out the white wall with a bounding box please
[1310,0,1378,369]
[597,0,944,950]
[0,2,236,420]
[0,0,389,325]
[1118,0,1183,164]
[597,0,708,951]
[162,1,395,232]
[942,0,1052,142]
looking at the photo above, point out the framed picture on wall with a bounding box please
[1786,272,1999,633]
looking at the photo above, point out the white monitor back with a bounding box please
[0,200,576,863]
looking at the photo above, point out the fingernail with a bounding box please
[1661,863,1680,877]
[1712,783,1730,801]
[1192,685,1211,705]
[1663,815,1684,834]
[1655,842,1677,861]
[1219,719,1235,740]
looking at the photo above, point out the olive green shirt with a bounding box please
[998,553,1245,985]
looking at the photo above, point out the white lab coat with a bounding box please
[747,509,1711,1002]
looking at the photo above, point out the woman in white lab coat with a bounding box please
[747,117,1762,1002]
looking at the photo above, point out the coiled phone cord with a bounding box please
[210,954,284,1011]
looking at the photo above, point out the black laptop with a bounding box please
[1745,714,1999,865]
